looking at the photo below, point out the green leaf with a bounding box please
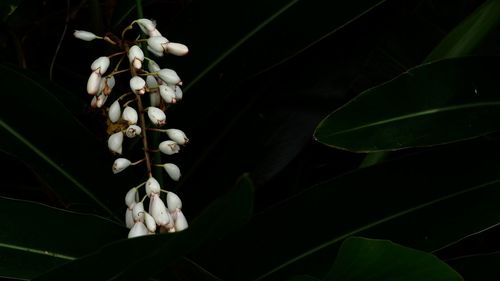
[0,0,22,21]
[33,175,254,281]
[0,196,125,280]
[447,252,500,281]
[324,237,462,281]
[425,0,500,63]
[201,139,500,280]
[314,56,500,152]
[0,64,121,219]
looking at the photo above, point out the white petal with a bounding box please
[166,42,189,56]
[159,85,176,104]
[74,30,98,41]
[147,45,164,57]
[136,19,156,33]
[132,201,145,222]
[125,207,134,228]
[147,36,169,53]
[125,188,138,208]
[148,60,161,72]
[108,100,121,123]
[122,106,138,125]
[112,158,131,174]
[150,194,171,226]
[174,85,183,100]
[144,212,157,232]
[129,76,146,94]
[174,209,188,231]
[159,140,180,155]
[87,72,101,95]
[149,29,162,37]
[145,177,161,196]
[91,56,110,74]
[166,129,188,145]
[125,124,142,138]
[157,68,181,85]
[147,107,166,126]
[107,131,123,154]
[163,163,181,181]
[166,192,182,212]
[128,221,148,238]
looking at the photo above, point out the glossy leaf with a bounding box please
[33,175,253,281]
[314,56,500,152]
[324,237,462,281]
[199,139,500,280]
[0,196,125,280]
[0,64,121,219]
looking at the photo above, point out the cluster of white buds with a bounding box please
[75,18,190,238]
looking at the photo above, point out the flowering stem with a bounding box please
[147,128,167,133]
[131,158,146,165]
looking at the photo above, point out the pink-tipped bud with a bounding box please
[159,84,176,104]
[157,68,181,85]
[145,177,161,197]
[74,30,98,41]
[130,76,146,94]
[112,158,131,174]
[144,212,157,232]
[165,129,189,145]
[102,76,115,95]
[166,191,182,212]
[125,125,142,138]
[163,163,181,181]
[147,107,166,126]
[122,106,138,125]
[96,93,108,108]
[108,100,121,123]
[91,56,110,75]
[150,194,171,226]
[128,45,144,69]
[166,42,189,56]
[87,72,101,95]
[174,209,188,231]
[107,131,123,154]
[159,140,180,155]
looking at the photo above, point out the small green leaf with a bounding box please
[324,237,463,281]
[0,196,125,280]
[33,175,254,281]
[314,56,500,152]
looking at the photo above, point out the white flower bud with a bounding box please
[174,209,188,231]
[150,92,161,107]
[174,85,183,100]
[145,177,161,197]
[122,106,138,125]
[147,45,164,57]
[128,45,144,69]
[166,42,189,56]
[107,131,123,154]
[125,188,138,208]
[108,100,121,123]
[157,68,181,85]
[90,96,98,108]
[125,125,142,138]
[102,76,115,95]
[125,206,135,228]
[163,163,181,181]
[150,194,171,226]
[87,72,101,95]
[128,221,148,238]
[91,56,110,75]
[146,75,158,88]
[148,60,161,72]
[166,191,182,212]
[159,140,180,155]
[96,93,108,108]
[136,19,156,34]
[130,76,146,94]
[159,84,176,104]
[149,29,162,37]
[166,129,189,145]
[147,107,166,126]
[147,36,169,53]
[74,30,99,41]
[132,201,145,222]
[112,158,131,174]
[144,212,157,232]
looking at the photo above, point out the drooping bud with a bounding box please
[166,129,189,145]
[166,42,189,56]
[125,188,138,208]
[174,85,183,100]
[157,68,181,85]
[150,194,171,226]
[166,191,182,212]
[159,84,176,104]
[144,212,157,232]
[107,131,124,154]
[163,163,181,181]
[147,45,164,57]
[145,177,161,197]
[174,209,188,231]
[147,107,166,126]
[91,56,110,75]
[159,140,180,155]
[96,93,108,108]
[130,76,146,94]
[146,76,161,107]
[132,201,145,222]
[125,125,142,138]
[125,207,134,228]
[112,158,131,174]
[148,60,161,72]
[74,30,99,41]
[128,221,148,238]
[147,36,169,53]
[87,72,101,95]
[149,29,162,37]
[136,19,156,34]
[102,76,115,95]
[122,106,138,125]
[108,100,121,123]
[128,45,144,69]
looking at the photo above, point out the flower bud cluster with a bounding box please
[75,18,190,238]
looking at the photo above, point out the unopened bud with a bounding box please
[128,221,148,238]
[144,212,157,232]
[174,209,188,231]
[145,177,161,196]
[122,106,138,125]
[91,56,110,75]
[166,42,189,56]
[125,125,142,138]
[108,100,121,123]
[128,45,144,69]
[166,191,182,212]
[174,85,183,100]
[87,72,101,95]
[147,36,169,53]
[125,188,138,208]
[148,60,161,72]
[125,207,134,228]
[132,201,145,222]
[74,30,98,41]
[130,76,146,94]
[159,84,176,104]
[112,158,131,174]
[147,45,164,57]
[147,107,166,126]
[157,68,181,85]
[163,163,181,181]
[159,140,180,155]
[136,19,156,34]
[166,129,188,145]
[150,194,171,226]
[96,93,108,108]
[107,131,123,154]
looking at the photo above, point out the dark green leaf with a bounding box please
[447,252,500,281]
[33,175,253,281]
[0,196,125,280]
[0,64,121,219]
[314,56,500,152]
[201,139,500,280]
[425,0,500,62]
[324,237,462,281]
[0,0,22,21]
